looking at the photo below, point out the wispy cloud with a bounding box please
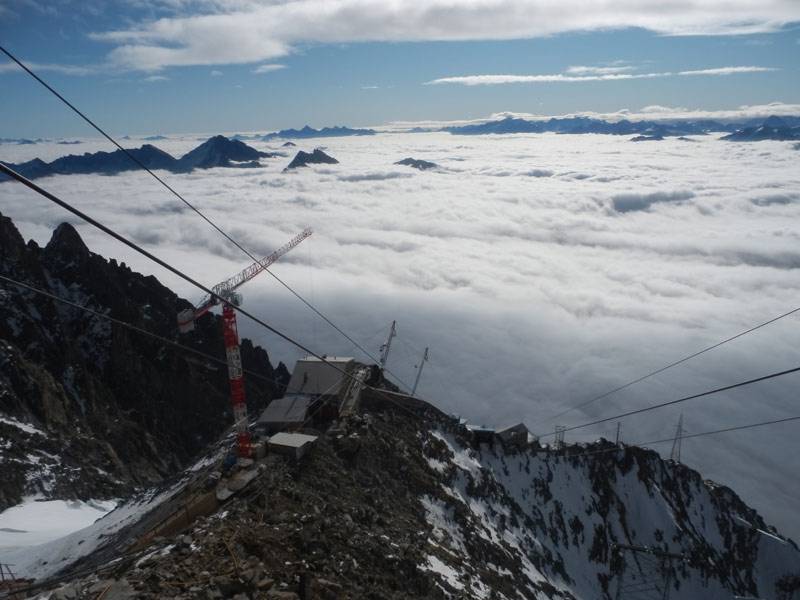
[565,65,636,76]
[210,69,223,76]
[677,66,777,76]
[426,65,777,86]
[0,61,96,76]
[87,0,800,72]
[252,63,285,74]
[143,74,169,82]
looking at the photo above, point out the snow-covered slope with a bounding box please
[419,426,800,599]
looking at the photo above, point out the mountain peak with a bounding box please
[0,211,27,264]
[285,148,339,170]
[45,222,90,259]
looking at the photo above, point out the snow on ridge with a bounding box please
[0,415,46,436]
[420,427,800,600]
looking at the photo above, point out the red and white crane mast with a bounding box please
[177,228,312,458]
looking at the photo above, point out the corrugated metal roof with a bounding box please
[257,395,313,424]
[286,356,355,396]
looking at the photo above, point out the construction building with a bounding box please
[256,394,318,434]
[496,423,530,448]
[286,356,357,401]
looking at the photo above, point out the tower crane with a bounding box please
[177,228,312,459]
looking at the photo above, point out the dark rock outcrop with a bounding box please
[284,149,339,170]
[395,157,438,170]
[0,212,288,510]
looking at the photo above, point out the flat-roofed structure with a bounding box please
[256,394,317,434]
[286,356,356,400]
[268,432,318,460]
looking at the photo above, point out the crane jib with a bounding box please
[177,228,313,331]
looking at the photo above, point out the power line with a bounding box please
[538,305,800,427]
[0,44,412,393]
[0,161,427,421]
[555,415,800,461]
[540,364,800,436]
[0,274,283,388]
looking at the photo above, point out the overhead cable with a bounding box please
[540,364,800,436]
[0,274,283,387]
[0,44,412,392]
[556,415,800,461]
[0,161,426,419]
[539,305,800,427]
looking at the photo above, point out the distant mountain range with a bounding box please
[444,115,800,139]
[445,116,733,137]
[262,125,375,140]
[0,137,45,145]
[0,135,278,181]
[721,116,800,141]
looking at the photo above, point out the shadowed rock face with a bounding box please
[395,157,439,170]
[0,212,289,511]
[0,136,278,181]
[284,149,339,170]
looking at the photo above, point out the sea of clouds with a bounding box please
[1,131,799,539]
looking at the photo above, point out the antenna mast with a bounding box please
[670,414,684,462]
[411,347,429,397]
[379,320,396,371]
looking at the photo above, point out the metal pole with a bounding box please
[411,347,429,397]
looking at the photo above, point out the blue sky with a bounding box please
[1,1,799,137]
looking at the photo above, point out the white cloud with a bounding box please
[210,69,223,76]
[252,63,286,74]
[2,131,800,540]
[678,66,778,76]
[143,74,169,82]
[426,65,777,85]
[565,64,636,76]
[87,0,800,71]
[0,61,96,76]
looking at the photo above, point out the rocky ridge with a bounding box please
[26,408,800,600]
[0,212,289,510]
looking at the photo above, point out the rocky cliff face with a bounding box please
[0,212,288,510]
[418,425,800,599]
[24,407,800,600]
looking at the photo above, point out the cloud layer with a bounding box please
[1,131,800,541]
[427,65,777,86]
[87,0,800,71]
